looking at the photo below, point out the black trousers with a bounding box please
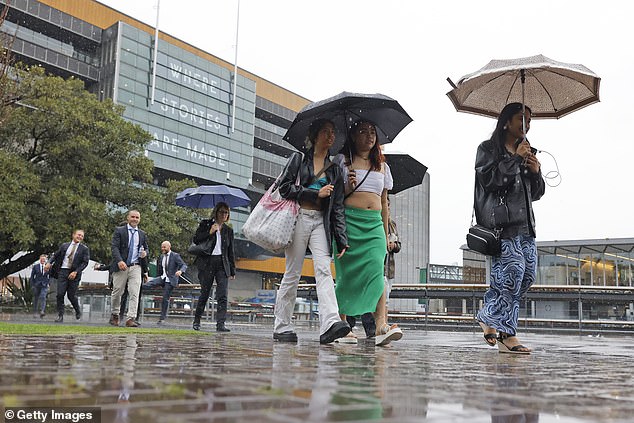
[194,256,228,325]
[56,269,81,316]
[145,277,175,320]
[346,313,376,338]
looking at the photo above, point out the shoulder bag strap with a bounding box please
[273,152,303,191]
[344,165,372,199]
[311,160,335,185]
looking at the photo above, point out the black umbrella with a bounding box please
[283,91,413,153]
[384,153,427,194]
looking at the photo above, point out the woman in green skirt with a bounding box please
[333,120,403,347]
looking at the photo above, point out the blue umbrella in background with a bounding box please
[175,185,251,209]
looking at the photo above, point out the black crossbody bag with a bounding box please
[466,181,507,256]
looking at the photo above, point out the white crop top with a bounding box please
[335,154,393,195]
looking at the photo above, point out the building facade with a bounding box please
[459,238,634,322]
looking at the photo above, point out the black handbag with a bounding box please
[467,181,504,256]
[467,224,501,256]
[187,237,214,256]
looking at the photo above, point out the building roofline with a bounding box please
[39,0,311,111]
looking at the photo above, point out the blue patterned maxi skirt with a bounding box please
[476,234,537,336]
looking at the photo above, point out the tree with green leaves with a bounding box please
[0,66,200,280]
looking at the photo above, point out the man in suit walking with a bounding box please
[144,240,187,324]
[30,254,50,318]
[45,229,90,322]
[110,210,148,328]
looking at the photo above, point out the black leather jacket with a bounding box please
[474,139,545,239]
[193,219,236,277]
[277,150,348,252]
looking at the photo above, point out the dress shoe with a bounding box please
[320,320,351,344]
[125,318,140,327]
[109,314,119,327]
[54,315,64,323]
[273,331,298,342]
[75,311,82,320]
[216,324,230,332]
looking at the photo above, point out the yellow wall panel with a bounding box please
[236,257,336,278]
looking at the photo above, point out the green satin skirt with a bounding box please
[334,207,386,316]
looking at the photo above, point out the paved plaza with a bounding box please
[1,316,634,423]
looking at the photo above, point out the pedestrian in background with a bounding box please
[145,240,187,324]
[192,202,235,332]
[109,210,148,328]
[385,198,401,309]
[46,229,90,323]
[30,254,50,319]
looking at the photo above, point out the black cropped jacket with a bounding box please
[474,139,546,239]
[277,150,348,252]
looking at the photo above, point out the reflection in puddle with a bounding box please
[0,330,629,422]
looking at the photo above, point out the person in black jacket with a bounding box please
[474,102,545,354]
[192,202,236,332]
[273,118,351,345]
[30,254,50,318]
[46,229,90,323]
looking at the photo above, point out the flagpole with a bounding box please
[150,0,161,105]
[231,0,240,133]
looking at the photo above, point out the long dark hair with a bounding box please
[490,102,532,157]
[342,120,384,171]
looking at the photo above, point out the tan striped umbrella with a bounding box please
[447,54,600,119]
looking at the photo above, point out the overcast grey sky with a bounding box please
[99,0,634,265]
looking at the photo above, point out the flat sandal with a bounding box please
[375,323,402,347]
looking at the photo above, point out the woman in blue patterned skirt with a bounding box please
[474,103,546,354]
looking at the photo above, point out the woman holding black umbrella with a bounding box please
[273,118,351,345]
[474,102,545,354]
[333,120,403,347]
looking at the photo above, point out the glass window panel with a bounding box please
[580,254,593,285]
[71,18,82,33]
[602,254,617,286]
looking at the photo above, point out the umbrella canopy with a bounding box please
[384,153,427,194]
[175,185,251,209]
[283,91,413,154]
[446,54,600,119]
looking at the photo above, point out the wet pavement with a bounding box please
[1,316,634,423]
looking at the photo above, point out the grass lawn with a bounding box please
[0,321,204,336]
